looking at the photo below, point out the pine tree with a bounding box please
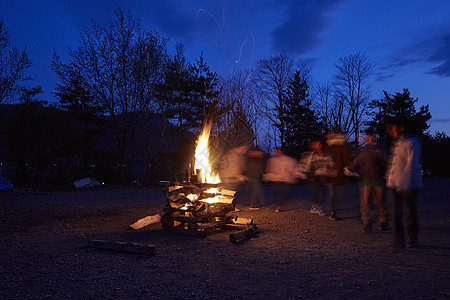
[281,69,324,158]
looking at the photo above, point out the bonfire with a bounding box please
[160,121,256,240]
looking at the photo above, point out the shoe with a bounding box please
[249,207,260,210]
[318,209,326,217]
[406,239,419,248]
[328,212,337,221]
[362,224,372,234]
[309,207,318,214]
[275,205,283,212]
[377,222,388,231]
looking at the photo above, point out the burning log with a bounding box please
[229,224,258,243]
[160,182,237,236]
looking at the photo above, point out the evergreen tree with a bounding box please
[155,42,191,130]
[188,52,221,129]
[156,47,221,132]
[367,88,431,142]
[281,69,324,158]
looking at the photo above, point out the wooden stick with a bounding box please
[87,240,156,255]
[129,214,161,230]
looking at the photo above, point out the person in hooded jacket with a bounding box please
[385,116,422,249]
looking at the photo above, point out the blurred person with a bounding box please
[386,117,422,249]
[264,149,298,212]
[326,132,352,221]
[301,140,336,216]
[221,145,249,211]
[346,129,389,233]
[244,146,267,210]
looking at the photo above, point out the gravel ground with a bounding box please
[0,179,449,299]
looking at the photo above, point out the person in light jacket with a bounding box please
[386,117,422,249]
[264,149,298,212]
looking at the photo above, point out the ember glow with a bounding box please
[186,194,199,201]
[194,121,220,184]
[204,187,219,194]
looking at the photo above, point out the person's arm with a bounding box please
[397,140,421,191]
[347,152,363,171]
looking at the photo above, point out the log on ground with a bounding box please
[129,214,161,230]
[87,240,156,255]
[229,224,258,243]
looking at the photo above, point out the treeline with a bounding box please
[0,10,449,187]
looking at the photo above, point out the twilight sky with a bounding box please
[2,0,450,134]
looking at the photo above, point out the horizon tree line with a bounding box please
[0,11,447,186]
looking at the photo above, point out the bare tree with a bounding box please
[252,53,295,149]
[0,20,32,103]
[333,53,374,144]
[313,80,352,134]
[51,9,167,182]
[217,70,258,147]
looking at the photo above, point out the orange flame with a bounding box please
[194,121,220,183]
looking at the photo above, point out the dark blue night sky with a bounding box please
[2,0,450,133]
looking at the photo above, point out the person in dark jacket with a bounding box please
[245,146,267,209]
[326,132,352,221]
[346,129,389,233]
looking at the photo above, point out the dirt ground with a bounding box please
[0,178,449,299]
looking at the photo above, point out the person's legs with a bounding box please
[249,178,264,208]
[361,185,373,232]
[249,179,257,207]
[310,181,319,213]
[361,185,372,225]
[328,184,339,220]
[404,189,419,246]
[274,182,284,209]
[374,186,387,224]
[312,181,319,206]
[391,189,405,247]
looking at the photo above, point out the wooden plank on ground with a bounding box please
[232,216,253,225]
[87,240,156,255]
[129,214,161,230]
[229,224,258,243]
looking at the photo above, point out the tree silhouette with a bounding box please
[281,68,324,158]
[0,20,32,103]
[253,53,295,148]
[367,88,431,142]
[51,9,167,183]
[332,53,373,144]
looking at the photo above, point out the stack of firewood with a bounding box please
[160,181,257,240]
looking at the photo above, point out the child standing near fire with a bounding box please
[299,140,336,216]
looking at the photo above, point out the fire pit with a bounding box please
[160,182,237,237]
[160,121,257,240]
